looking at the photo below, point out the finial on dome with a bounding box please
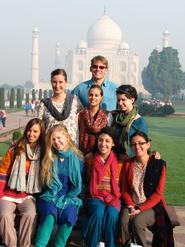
[104,5,107,15]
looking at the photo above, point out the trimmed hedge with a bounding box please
[138,103,175,116]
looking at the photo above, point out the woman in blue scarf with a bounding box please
[35,124,83,247]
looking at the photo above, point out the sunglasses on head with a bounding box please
[91,65,107,70]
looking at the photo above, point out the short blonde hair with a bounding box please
[90,55,108,68]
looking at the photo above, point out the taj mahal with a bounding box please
[31,13,169,94]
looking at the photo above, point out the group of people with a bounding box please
[0,55,174,247]
[23,100,40,117]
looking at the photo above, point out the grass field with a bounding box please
[172,100,185,113]
[0,114,185,205]
[146,116,185,205]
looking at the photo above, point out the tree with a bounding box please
[142,49,161,98]
[39,89,43,100]
[24,80,33,89]
[0,88,5,109]
[10,88,15,108]
[43,90,48,99]
[21,88,24,100]
[26,93,30,103]
[49,89,53,98]
[16,88,22,108]
[32,89,36,100]
[142,47,184,98]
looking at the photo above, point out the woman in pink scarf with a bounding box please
[83,127,124,247]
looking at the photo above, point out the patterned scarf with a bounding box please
[8,143,41,194]
[112,107,137,153]
[41,91,74,121]
[79,108,108,154]
[90,151,121,210]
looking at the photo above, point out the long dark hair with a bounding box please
[13,118,46,161]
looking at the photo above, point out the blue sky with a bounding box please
[0,0,184,85]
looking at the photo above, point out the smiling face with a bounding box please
[117,93,135,113]
[26,124,41,146]
[97,133,114,159]
[51,74,66,95]
[88,87,103,107]
[90,60,108,82]
[51,131,69,152]
[130,134,150,158]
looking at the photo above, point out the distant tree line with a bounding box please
[0,87,53,109]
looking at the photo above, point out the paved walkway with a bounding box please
[0,111,185,246]
[0,111,33,141]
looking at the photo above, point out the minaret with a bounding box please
[55,42,62,68]
[162,29,170,48]
[31,27,39,90]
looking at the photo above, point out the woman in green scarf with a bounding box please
[109,84,148,157]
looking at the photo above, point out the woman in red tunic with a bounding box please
[120,131,174,247]
[78,84,108,155]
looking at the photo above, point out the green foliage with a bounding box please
[142,47,184,98]
[10,88,15,108]
[138,103,175,116]
[43,90,48,99]
[0,88,5,109]
[12,130,22,141]
[142,49,161,98]
[24,80,33,89]
[21,88,24,100]
[32,89,36,100]
[49,89,53,98]
[39,89,43,100]
[25,93,29,103]
[16,88,22,108]
[0,140,11,157]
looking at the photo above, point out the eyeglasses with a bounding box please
[91,65,107,70]
[130,142,147,147]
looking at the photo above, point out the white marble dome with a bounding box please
[119,41,130,50]
[87,15,122,49]
[77,39,87,49]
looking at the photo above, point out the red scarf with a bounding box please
[90,151,121,210]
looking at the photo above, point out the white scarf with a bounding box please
[8,143,42,194]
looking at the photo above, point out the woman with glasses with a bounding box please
[120,131,174,247]
[109,84,148,157]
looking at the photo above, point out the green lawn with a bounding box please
[0,140,11,157]
[6,107,23,113]
[173,100,185,113]
[146,116,185,205]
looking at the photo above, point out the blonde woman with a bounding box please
[35,124,83,247]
